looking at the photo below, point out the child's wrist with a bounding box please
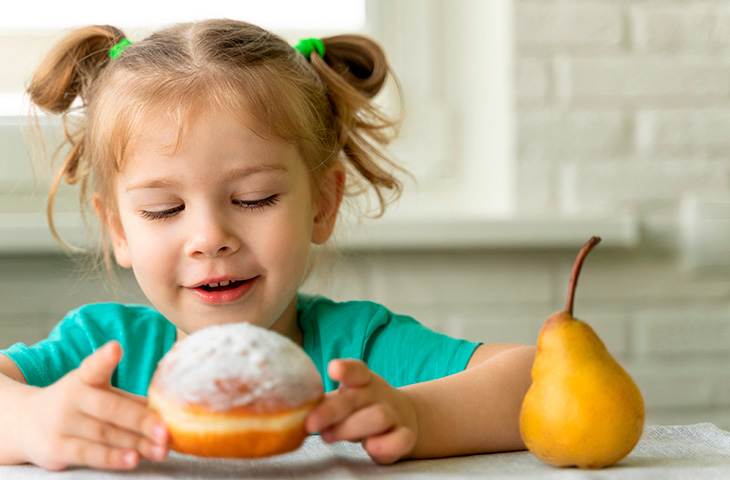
[0,382,37,464]
[396,388,422,460]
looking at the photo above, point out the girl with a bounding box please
[0,19,535,471]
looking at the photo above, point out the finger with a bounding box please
[321,403,395,444]
[306,387,372,434]
[328,359,372,389]
[113,388,148,405]
[58,437,139,470]
[69,415,168,462]
[78,341,123,388]
[363,426,417,465]
[78,388,168,445]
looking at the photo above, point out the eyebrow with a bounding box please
[124,164,290,192]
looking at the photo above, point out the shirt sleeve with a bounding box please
[363,306,481,388]
[298,295,481,391]
[0,303,176,395]
[1,308,95,387]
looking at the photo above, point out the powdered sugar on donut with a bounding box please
[151,323,323,413]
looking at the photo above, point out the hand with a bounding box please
[305,359,419,464]
[17,341,169,470]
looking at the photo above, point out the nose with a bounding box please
[184,208,241,258]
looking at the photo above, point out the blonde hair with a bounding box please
[27,19,404,269]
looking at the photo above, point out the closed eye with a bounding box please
[138,204,185,220]
[232,194,280,210]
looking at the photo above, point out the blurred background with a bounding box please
[1,0,730,430]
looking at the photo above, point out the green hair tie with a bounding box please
[109,38,132,60]
[294,38,325,60]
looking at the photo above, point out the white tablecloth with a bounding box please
[2,423,729,479]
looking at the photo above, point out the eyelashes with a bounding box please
[137,194,281,221]
[231,194,281,211]
[138,204,185,220]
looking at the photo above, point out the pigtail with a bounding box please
[309,35,406,217]
[26,25,125,245]
[28,25,124,113]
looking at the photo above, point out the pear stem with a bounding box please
[565,236,601,315]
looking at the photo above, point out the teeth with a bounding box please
[203,280,235,289]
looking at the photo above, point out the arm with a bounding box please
[0,354,34,463]
[404,344,535,458]
[305,343,535,464]
[0,354,28,383]
[0,343,169,470]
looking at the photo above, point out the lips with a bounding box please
[189,277,258,305]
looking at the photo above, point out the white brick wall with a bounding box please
[515,3,624,50]
[632,4,730,53]
[565,58,730,101]
[636,309,730,357]
[638,110,730,156]
[1,0,729,434]
[559,160,730,215]
[518,110,630,158]
[514,0,730,430]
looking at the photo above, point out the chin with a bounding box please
[182,310,273,333]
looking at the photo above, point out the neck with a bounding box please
[268,295,303,347]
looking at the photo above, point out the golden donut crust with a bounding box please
[149,386,321,458]
[168,423,309,458]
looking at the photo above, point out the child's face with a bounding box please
[106,107,328,340]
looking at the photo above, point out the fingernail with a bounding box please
[102,341,121,361]
[150,445,167,461]
[123,451,137,467]
[305,415,318,433]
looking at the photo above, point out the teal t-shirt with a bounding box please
[1,295,480,395]
[2,303,175,395]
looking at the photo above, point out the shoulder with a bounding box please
[298,294,401,391]
[297,293,383,316]
[1,303,173,390]
[298,294,393,335]
[297,293,429,358]
[69,302,165,320]
[56,302,175,352]
[298,294,481,388]
[60,303,176,395]
[64,302,169,331]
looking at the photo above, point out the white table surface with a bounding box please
[2,423,729,479]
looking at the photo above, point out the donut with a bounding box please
[148,323,323,458]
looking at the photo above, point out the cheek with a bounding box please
[122,221,177,274]
[263,202,314,271]
[129,242,165,283]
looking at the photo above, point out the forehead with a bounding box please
[127,95,296,153]
[128,66,304,136]
[124,106,300,170]
[90,66,328,198]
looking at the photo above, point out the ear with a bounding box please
[93,195,132,268]
[311,162,346,245]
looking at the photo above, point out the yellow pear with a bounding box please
[519,236,644,469]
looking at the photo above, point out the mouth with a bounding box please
[189,277,258,305]
[197,280,246,292]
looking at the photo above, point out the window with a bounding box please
[0,0,366,111]
[0,0,368,219]
[0,0,514,250]
[0,0,365,30]
[367,0,515,219]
